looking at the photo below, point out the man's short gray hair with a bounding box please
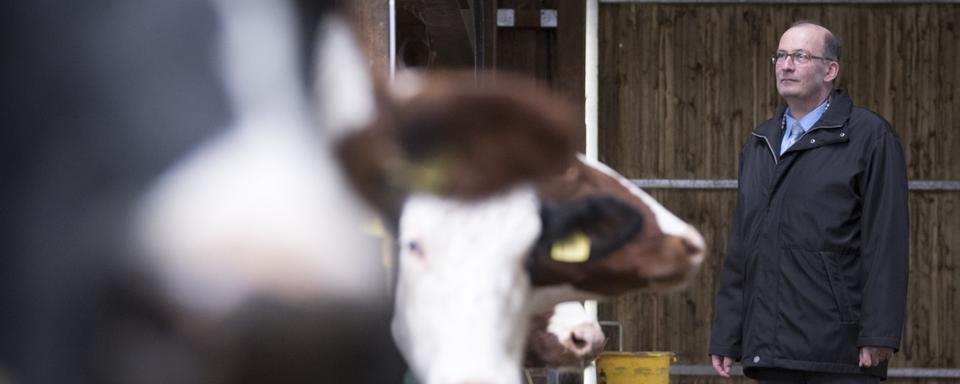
[790,20,842,61]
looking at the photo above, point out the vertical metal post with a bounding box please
[584,1,600,383]
[584,0,599,161]
[389,0,396,80]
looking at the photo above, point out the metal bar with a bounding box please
[631,179,738,189]
[669,365,960,378]
[888,368,960,378]
[908,180,960,190]
[601,0,960,3]
[671,364,744,376]
[598,321,623,352]
[630,179,960,191]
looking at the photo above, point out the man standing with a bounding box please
[709,21,909,383]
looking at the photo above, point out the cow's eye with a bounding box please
[407,241,424,258]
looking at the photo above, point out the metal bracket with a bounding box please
[496,8,557,28]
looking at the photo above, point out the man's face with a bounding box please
[775,25,835,103]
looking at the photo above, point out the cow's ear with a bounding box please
[393,71,579,200]
[534,195,645,264]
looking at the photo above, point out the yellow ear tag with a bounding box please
[550,231,591,263]
[412,156,450,193]
[363,217,387,237]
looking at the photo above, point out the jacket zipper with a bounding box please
[751,132,778,165]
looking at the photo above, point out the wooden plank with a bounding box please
[556,0,587,151]
[480,0,498,73]
[496,27,540,75]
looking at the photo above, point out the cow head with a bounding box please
[336,71,705,384]
[374,72,578,384]
[530,155,706,294]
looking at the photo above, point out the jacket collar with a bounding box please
[753,89,852,139]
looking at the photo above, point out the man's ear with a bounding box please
[824,61,840,83]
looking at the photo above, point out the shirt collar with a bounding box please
[785,98,830,134]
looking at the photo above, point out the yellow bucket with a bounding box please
[596,351,677,384]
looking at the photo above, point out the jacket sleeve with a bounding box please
[857,127,909,351]
[709,151,747,359]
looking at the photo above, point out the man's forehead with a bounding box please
[778,25,826,52]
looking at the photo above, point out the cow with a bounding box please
[336,71,705,384]
[2,1,404,383]
[525,301,606,368]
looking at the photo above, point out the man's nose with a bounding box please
[781,58,796,70]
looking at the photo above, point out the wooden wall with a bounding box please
[596,3,960,383]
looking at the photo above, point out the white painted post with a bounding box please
[584,1,600,383]
[389,0,396,80]
[584,0,599,162]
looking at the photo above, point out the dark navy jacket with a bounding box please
[709,89,909,379]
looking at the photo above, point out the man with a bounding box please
[709,21,909,383]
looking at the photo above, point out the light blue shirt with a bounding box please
[781,98,830,155]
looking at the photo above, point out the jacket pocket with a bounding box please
[819,251,858,324]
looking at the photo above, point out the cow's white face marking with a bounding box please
[576,155,688,237]
[393,185,542,384]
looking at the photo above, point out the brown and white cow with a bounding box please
[337,71,705,384]
[525,301,606,368]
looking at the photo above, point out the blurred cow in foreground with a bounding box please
[2,0,401,383]
[338,72,706,384]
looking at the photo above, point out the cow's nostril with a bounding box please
[571,333,587,349]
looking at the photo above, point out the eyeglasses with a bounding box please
[771,51,836,65]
